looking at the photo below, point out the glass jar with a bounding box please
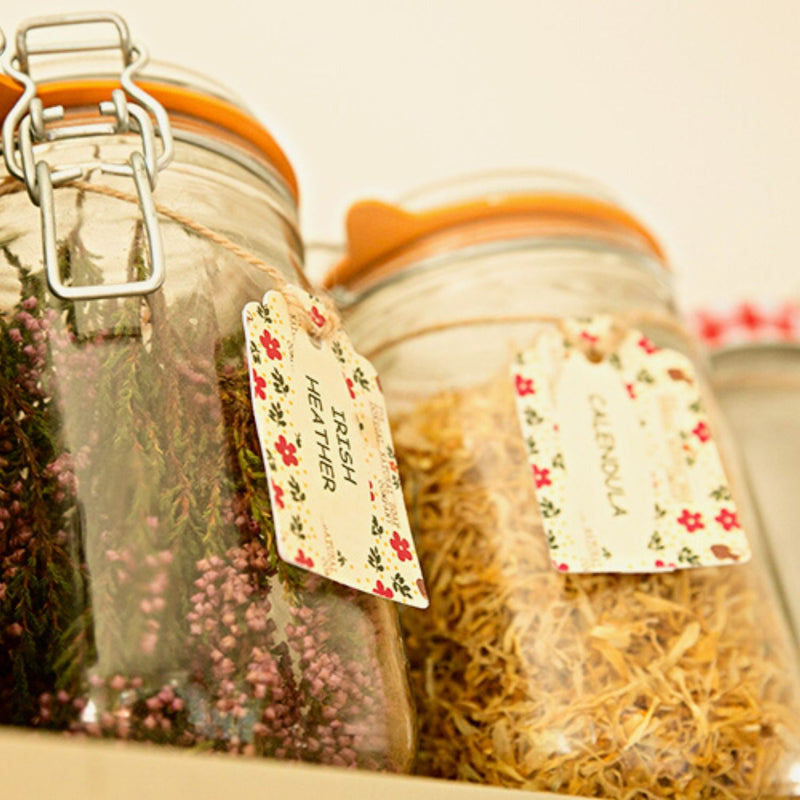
[325,172,800,796]
[0,13,413,770]
[700,302,800,645]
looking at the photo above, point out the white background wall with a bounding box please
[3,0,800,310]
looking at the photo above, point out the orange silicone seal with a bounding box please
[0,74,298,201]
[326,194,667,289]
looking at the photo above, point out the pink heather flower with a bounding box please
[158,686,175,704]
[109,674,127,692]
[140,632,158,655]
[8,328,22,343]
[5,622,23,638]
[21,296,38,310]
[148,573,168,596]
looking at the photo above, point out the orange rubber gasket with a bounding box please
[0,74,298,200]
[326,195,668,288]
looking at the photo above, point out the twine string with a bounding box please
[1,177,702,359]
[0,176,341,340]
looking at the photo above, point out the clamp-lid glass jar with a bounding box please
[699,302,800,644]
[0,13,414,769]
[326,173,800,796]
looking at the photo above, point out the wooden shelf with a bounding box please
[0,728,573,800]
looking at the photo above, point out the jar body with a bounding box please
[341,228,800,794]
[712,343,800,644]
[0,129,414,769]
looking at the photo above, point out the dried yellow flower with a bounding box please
[392,374,800,798]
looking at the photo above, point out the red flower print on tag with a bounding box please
[714,508,740,531]
[552,561,569,572]
[655,559,677,569]
[275,435,298,467]
[252,369,267,400]
[374,580,394,599]
[271,480,285,510]
[625,383,636,400]
[677,508,704,533]
[693,421,711,443]
[637,336,659,354]
[295,549,314,568]
[515,374,535,396]
[310,306,326,328]
[369,480,376,502]
[580,330,599,345]
[259,330,282,360]
[346,377,356,399]
[532,465,552,489]
[390,531,412,562]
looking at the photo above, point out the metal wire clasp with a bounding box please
[1,12,173,300]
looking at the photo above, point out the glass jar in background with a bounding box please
[0,13,414,770]
[697,302,800,644]
[325,172,800,797]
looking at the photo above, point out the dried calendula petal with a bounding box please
[392,373,800,798]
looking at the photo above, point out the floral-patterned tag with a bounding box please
[513,316,751,574]
[242,290,428,607]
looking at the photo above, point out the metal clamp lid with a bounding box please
[1,12,173,300]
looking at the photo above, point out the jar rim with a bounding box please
[325,187,668,291]
[0,73,299,202]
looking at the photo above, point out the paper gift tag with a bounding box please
[242,289,428,607]
[512,316,751,574]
